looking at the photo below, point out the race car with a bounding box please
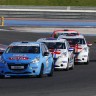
[58,34,92,64]
[0,41,54,78]
[37,38,74,70]
[51,29,79,38]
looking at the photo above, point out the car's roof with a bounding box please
[9,41,42,46]
[53,29,78,33]
[58,34,84,39]
[37,38,66,43]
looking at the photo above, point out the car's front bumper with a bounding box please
[54,58,68,69]
[0,62,41,76]
[75,52,88,63]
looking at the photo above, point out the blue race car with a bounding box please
[0,41,54,78]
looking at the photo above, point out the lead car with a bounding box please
[0,41,54,78]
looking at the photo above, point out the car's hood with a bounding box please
[2,53,40,63]
[52,49,67,58]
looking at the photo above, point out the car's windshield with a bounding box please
[53,32,78,38]
[5,46,40,54]
[43,42,66,49]
[66,38,85,45]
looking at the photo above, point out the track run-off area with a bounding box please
[0,29,96,96]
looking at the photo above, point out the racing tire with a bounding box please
[70,63,74,70]
[70,59,75,70]
[37,64,44,78]
[47,63,54,77]
[84,60,89,65]
[0,75,4,79]
[65,60,69,71]
[84,57,89,65]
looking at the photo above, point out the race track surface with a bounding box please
[0,30,96,96]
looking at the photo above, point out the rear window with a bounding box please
[5,46,40,54]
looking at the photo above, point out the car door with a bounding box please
[41,44,50,73]
[66,41,74,65]
[44,44,52,72]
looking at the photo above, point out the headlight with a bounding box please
[0,56,6,64]
[58,53,67,59]
[31,57,40,64]
[63,52,67,57]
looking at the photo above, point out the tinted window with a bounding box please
[5,46,40,54]
[41,44,47,55]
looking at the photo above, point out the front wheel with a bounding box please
[70,63,74,70]
[84,56,89,65]
[84,60,89,65]
[70,59,74,70]
[65,61,69,71]
[0,75,4,79]
[37,64,44,78]
[47,63,54,77]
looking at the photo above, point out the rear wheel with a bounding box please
[37,64,44,78]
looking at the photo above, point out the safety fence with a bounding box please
[0,6,96,26]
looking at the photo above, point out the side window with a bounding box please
[41,44,46,56]
[66,41,70,49]
[63,43,66,49]
[83,38,86,44]
[44,44,49,52]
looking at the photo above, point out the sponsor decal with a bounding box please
[9,56,29,60]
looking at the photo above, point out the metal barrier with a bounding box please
[0,6,96,19]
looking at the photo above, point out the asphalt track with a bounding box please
[0,30,96,96]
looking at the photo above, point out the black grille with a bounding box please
[8,63,28,71]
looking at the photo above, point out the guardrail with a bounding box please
[0,6,96,19]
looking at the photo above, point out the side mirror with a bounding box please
[68,48,74,51]
[87,42,92,47]
[44,52,49,56]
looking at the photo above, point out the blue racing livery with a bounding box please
[0,41,54,77]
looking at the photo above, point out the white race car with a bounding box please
[37,38,74,70]
[58,35,92,64]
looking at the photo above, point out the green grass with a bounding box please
[0,0,96,6]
